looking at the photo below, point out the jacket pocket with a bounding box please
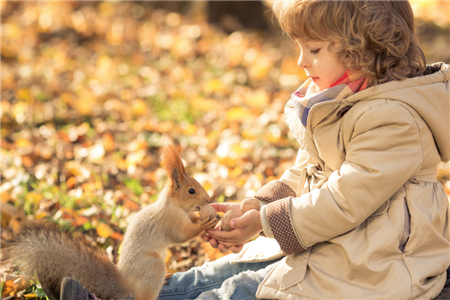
[262,248,312,291]
[399,197,410,252]
[370,187,407,219]
[280,248,311,290]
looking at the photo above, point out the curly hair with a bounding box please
[271,0,426,87]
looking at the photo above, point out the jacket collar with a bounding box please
[286,63,450,161]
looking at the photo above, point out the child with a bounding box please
[63,1,449,299]
[159,1,450,299]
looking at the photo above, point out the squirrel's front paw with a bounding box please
[199,215,220,230]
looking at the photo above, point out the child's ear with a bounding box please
[161,145,186,189]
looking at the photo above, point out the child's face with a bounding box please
[295,39,346,92]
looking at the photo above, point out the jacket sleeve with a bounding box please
[250,147,318,207]
[279,147,319,194]
[253,148,316,250]
[266,102,423,252]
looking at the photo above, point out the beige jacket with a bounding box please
[232,63,450,300]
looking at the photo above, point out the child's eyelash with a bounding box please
[310,49,320,54]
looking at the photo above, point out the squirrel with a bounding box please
[2,145,220,300]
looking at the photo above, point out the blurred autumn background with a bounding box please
[1,1,449,298]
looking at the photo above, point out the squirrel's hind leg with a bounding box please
[130,256,166,300]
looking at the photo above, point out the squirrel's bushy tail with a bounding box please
[2,222,129,300]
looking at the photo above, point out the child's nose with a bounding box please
[298,52,309,69]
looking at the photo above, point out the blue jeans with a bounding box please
[158,254,282,300]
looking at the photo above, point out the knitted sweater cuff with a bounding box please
[254,180,297,203]
[266,197,306,255]
[260,205,274,238]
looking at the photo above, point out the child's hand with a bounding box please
[201,202,244,253]
[202,235,244,254]
[210,202,243,216]
[205,209,263,253]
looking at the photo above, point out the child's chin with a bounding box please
[311,82,327,93]
[317,83,332,92]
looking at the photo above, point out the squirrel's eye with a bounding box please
[188,188,196,194]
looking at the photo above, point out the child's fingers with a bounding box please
[206,229,244,245]
[202,234,211,242]
[218,243,230,253]
[230,216,248,229]
[209,237,219,249]
[207,233,241,251]
[212,241,242,253]
[210,203,243,216]
[206,229,234,241]
[209,203,231,213]
[231,210,259,229]
[218,241,242,248]
[230,245,244,253]
[214,221,221,230]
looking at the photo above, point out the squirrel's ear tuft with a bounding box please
[161,145,186,187]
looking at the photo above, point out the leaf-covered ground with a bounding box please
[1,1,449,299]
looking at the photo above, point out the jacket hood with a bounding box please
[345,62,450,162]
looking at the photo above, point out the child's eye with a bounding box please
[310,49,320,54]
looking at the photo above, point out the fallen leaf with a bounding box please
[111,232,124,240]
[66,177,77,189]
[96,222,115,238]
[72,215,89,227]
[226,106,252,122]
[102,132,115,152]
[15,138,31,148]
[201,241,228,261]
[1,275,31,297]
[203,79,225,94]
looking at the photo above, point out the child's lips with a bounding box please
[310,76,319,82]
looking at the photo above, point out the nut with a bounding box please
[199,205,218,221]
[220,210,237,231]
[240,198,260,213]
